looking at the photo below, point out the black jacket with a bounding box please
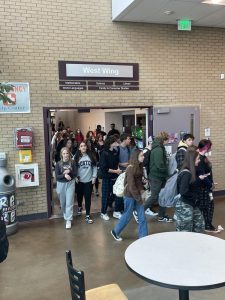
[55,161,77,183]
[177,170,201,207]
[98,149,119,179]
[195,155,213,190]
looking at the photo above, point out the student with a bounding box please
[74,129,84,144]
[176,133,195,170]
[74,141,97,224]
[99,136,122,221]
[107,123,120,137]
[55,147,77,229]
[65,138,77,157]
[118,133,131,171]
[94,133,105,196]
[95,125,106,137]
[144,132,173,222]
[196,139,217,232]
[111,149,148,241]
[175,148,205,232]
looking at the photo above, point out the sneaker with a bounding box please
[65,220,72,229]
[158,215,173,223]
[205,225,219,233]
[77,207,82,216]
[95,191,99,196]
[100,213,110,221]
[145,208,158,216]
[133,210,139,224]
[111,230,122,241]
[85,215,93,224]
[113,211,122,219]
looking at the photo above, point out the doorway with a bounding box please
[43,106,151,218]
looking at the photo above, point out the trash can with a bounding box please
[0,157,17,235]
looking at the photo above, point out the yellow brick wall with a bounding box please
[1,0,225,216]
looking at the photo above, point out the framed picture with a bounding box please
[15,163,39,187]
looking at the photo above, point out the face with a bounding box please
[79,142,87,153]
[138,151,144,163]
[185,138,194,147]
[98,134,103,141]
[66,140,72,148]
[125,136,131,146]
[77,129,81,134]
[111,124,115,129]
[62,149,70,162]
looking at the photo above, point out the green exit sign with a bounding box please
[178,19,192,31]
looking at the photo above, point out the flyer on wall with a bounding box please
[0,82,30,113]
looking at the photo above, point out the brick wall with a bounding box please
[1,0,225,217]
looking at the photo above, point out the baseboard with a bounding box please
[214,190,225,197]
[17,212,48,222]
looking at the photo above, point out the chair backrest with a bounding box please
[66,250,86,300]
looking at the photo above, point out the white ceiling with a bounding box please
[112,0,225,28]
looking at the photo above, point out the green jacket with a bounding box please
[149,138,168,180]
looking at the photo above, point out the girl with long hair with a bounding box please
[196,139,217,232]
[55,147,77,229]
[175,148,206,232]
[74,141,97,224]
[111,149,148,241]
[74,128,84,144]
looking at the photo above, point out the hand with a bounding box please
[65,174,72,181]
[92,178,96,184]
[199,174,208,180]
[75,177,79,184]
[116,168,122,175]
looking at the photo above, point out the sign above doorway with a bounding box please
[58,61,139,91]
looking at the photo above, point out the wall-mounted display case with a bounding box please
[15,163,39,187]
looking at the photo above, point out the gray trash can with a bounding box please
[0,157,17,235]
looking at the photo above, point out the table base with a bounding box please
[179,290,189,300]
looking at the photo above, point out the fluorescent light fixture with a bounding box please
[202,0,225,5]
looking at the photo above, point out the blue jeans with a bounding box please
[113,197,148,238]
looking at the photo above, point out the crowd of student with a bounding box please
[51,122,219,240]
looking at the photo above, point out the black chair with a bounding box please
[65,250,128,300]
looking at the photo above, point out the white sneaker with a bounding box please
[133,211,139,224]
[145,208,158,216]
[65,220,72,229]
[113,212,122,219]
[100,213,110,221]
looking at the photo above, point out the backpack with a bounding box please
[167,153,177,176]
[158,169,190,208]
[0,211,9,263]
[113,172,126,197]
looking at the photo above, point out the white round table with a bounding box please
[125,232,225,300]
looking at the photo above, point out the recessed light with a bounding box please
[202,0,225,5]
[164,10,174,15]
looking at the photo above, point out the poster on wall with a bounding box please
[0,82,30,113]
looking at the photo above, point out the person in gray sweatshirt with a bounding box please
[74,141,97,224]
[55,147,77,229]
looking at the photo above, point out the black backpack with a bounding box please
[0,211,9,263]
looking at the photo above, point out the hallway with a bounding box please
[1,198,225,300]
